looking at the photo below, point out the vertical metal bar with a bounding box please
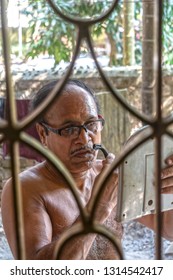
[0,0,25,259]
[0,0,16,124]
[154,0,163,260]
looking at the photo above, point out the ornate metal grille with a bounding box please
[0,0,171,260]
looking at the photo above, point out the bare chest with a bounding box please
[43,186,87,237]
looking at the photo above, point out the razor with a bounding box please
[93,144,108,158]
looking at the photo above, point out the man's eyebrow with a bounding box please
[59,116,97,126]
[58,120,81,127]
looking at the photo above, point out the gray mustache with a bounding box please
[71,145,94,155]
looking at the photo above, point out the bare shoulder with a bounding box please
[1,160,71,210]
[6,161,43,182]
[19,161,46,182]
[2,162,46,201]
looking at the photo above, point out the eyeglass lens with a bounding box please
[61,120,103,137]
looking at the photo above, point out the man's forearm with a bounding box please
[138,209,173,241]
[162,209,173,241]
[32,204,112,260]
[30,232,96,260]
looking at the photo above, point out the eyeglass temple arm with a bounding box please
[93,144,108,158]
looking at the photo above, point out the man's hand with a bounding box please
[161,154,173,193]
[139,153,173,241]
[88,153,118,222]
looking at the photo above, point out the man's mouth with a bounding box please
[71,146,95,157]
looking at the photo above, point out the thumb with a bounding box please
[102,153,115,166]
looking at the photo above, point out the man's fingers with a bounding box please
[164,154,173,165]
[161,178,173,193]
[161,165,173,179]
[102,153,118,176]
[104,153,115,164]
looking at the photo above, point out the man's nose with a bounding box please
[76,126,91,143]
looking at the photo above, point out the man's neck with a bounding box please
[44,160,96,191]
[72,169,94,190]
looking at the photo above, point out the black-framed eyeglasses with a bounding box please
[40,118,105,139]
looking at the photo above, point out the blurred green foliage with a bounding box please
[13,0,173,66]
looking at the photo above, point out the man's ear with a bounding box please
[36,123,48,147]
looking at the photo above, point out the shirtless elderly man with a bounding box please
[1,79,173,260]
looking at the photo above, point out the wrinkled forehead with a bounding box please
[45,84,98,121]
[62,84,96,103]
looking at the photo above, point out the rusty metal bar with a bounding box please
[0,0,25,259]
[154,0,163,260]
